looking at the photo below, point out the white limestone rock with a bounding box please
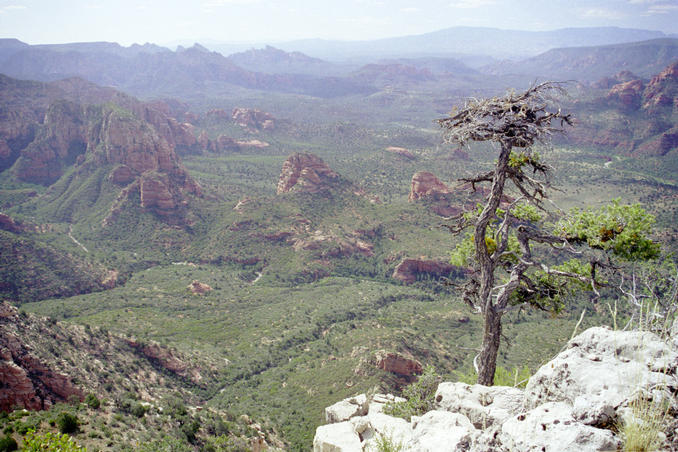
[407,410,477,451]
[368,393,406,414]
[525,327,678,427]
[313,421,362,452]
[325,394,368,423]
[435,382,524,428]
[364,412,412,448]
[497,402,621,452]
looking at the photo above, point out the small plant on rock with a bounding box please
[383,365,441,421]
[370,432,404,452]
[620,394,671,452]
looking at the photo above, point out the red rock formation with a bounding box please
[232,108,275,131]
[188,280,212,295]
[277,153,339,194]
[409,171,452,201]
[126,340,202,383]
[642,60,678,111]
[0,213,33,233]
[108,164,136,185]
[213,135,240,152]
[292,233,374,258]
[385,146,416,160]
[0,304,83,411]
[206,108,230,120]
[375,351,423,379]
[593,70,638,89]
[607,79,644,111]
[392,258,457,284]
[139,172,177,215]
[635,126,678,156]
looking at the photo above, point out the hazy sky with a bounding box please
[1,0,677,46]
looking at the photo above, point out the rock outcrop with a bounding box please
[392,258,459,284]
[0,304,83,411]
[0,213,34,233]
[232,107,275,131]
[0,302,213,413]
[408,171,451,201]
[0,75,201,221]
[188,280,212,295]
[385,146,416,160]
[607,79,644,110]
[375,351,423,383]
[314,325,678,451]
[643,60,678,111]
[277,153,339,194]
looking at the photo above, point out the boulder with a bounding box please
[188,280,212,295]
[435,382,524,429]
[408,410,477,451]
[497,402,620,452]
[325,394,368,424]
[313,421,362,452]
[525,327,678,427]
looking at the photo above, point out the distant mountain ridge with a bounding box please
[270,26,668,61]
[484,38,678,80]
[0,40,374,98]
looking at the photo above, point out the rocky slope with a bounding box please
[0,302,210,411]
[0,75,202,223]
[567,60,678,156]
[314,324,678,451]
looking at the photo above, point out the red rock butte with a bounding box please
[277,152,339,194]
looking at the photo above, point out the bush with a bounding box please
[130,402,148,418]
[84,394,100,410]
[383,365,441,421]
[56,412,79,434]
[0,435,18,452]
[21,430,85,451]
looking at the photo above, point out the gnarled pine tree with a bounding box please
[438,82,659,385]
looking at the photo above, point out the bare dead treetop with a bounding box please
[437,82,573,148]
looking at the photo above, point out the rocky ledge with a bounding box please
[314,324,678,451]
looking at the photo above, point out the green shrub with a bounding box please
[0,435,18,452]
[130,402,148,418]
[383,365,441,421]
[370,432,404,452]
[21,430,85,451]
[84,394,100,410]
[56,412,79,434]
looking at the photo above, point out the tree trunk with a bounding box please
[474,141,512,386]
[477,305,502,385]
